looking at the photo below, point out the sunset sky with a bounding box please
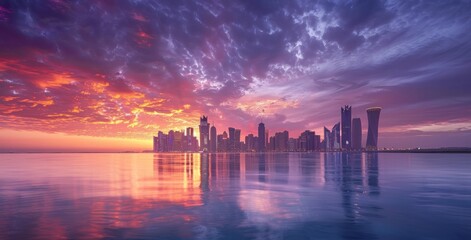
[0,0,470,151]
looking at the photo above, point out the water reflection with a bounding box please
[0,153,469,239]
[323,152,381,239]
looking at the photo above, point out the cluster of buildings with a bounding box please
[153,128,199,152]
[153,106,381,153]
[323,106,381,151]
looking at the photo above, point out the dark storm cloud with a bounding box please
[0,0,470,146]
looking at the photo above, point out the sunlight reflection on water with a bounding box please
[0,152,470,239]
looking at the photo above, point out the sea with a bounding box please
[0,152,469,239]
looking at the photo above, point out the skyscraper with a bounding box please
[168,130,174,151]
[245,134,255,152]
[228,127,235,152]
[366,107,382,150]
[186,127,194,138]
[153,136,158,152]
[341,105,352,150]
[210,125,217,152]
[332,123,340,150]
[199,115,210,152]
[258,122,265,152]
[235,129,241,151]
[324,127,331,151]
[186,127,194,151]
[299,130,315,152]
[352,118,362,150]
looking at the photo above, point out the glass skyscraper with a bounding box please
[258,122,265,152]
[199,116,210,152]
[352,118,362,150]
[341,105,352,149]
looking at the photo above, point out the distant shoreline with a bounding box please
[1,149,470,154]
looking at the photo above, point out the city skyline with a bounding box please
[1,1,471,152]
[153,105,371,153]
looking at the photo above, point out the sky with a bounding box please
[0,0,470,151]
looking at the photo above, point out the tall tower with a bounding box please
[235,129,241,152]
[352,118,362,150]
[210,125,217,152]
[228,127,235,152]
[366,107,381,150]
[186,127,194,137]
[258,122,266,152]
[341,105,352,150]
[332,122,340,150]
[153,136,159,152]
[324,127,331,151]
[199,116,210,152]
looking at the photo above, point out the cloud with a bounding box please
[0,0,470,147]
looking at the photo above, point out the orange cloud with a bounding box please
[35,73,75,88]
[20,98,54,107]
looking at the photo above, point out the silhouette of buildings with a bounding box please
[199,116,210,152]
[152,105,381,152]
[323,123,340,150]
[235,129,241,151]
[332,122,341,150]
[352,118,362,150]
[228,127,235,152]
[366,107,381,150]
[245,134,255,152]
[341,105,352,150]
[153,136,158,152]
[153,129,197,152]
[210,125,217,152]
[258,122,266,152]
[324,127,331,151]
[186,127,196,151]
[299,130,315,152]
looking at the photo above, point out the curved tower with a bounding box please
[366,107,381,150]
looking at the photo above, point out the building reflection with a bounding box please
[324,152,380,239]
[152,153,202,206]
[0,152,382,239]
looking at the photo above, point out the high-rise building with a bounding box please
[274,131,289,151]
[324,127,331,151]
[314,135,321,150]
[199,116,210,152]
[217,134,225,152]
[186,127,194,151]
[366,107,381,150]
[158,131,168,152]
[235,129,241,151]
[299,130,315,151]
[245,134,255,152]
[258,122,266,152]
[173,131,183,151]
[228,127,235,152]
[265,129,269,149]
[210,125,217,152]
[352,118,362,150]
[186,127,194,137]
[341,105,352,150]
[288,138,297,152]
[269,136,275,151]
[153,136,158,152]
[332,123,340,150]
[168,130,174,151]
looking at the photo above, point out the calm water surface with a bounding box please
[0,153,470,239]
